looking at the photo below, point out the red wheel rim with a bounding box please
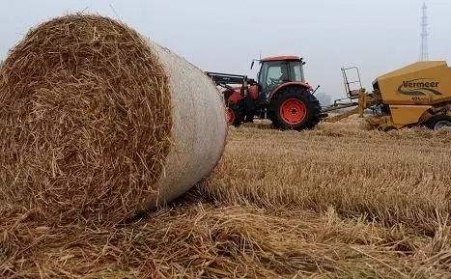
[226,108,235,125]
[280,98,307,125]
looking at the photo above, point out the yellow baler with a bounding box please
[364,61,451,129]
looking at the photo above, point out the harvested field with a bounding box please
[2,116,451,278]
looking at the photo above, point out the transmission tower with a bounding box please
[420,2,429,61]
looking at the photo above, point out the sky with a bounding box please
[0,0,450,101]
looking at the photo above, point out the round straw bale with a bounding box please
[0,14,227,225]
[148,44,227,208]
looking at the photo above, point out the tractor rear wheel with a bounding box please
[426,114,451,130]
[270,87,321,131]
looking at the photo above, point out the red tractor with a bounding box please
[206,56,323,130]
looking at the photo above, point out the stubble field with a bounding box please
[2,116,451,278]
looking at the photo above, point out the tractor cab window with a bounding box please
[290,62,305,82]
[259,62,289,90]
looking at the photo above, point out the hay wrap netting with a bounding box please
[0,14,227,225]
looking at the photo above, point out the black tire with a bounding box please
[267,111,280,128]
[228,103,244,127]
[269,86,321,131]
[426,114,451,130]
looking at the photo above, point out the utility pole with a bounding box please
[420,2,429,61]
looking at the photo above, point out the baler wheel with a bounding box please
[426,115,451,130]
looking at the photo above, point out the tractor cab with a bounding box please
[254,56,307,104]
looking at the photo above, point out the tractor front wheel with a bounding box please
[270,87,321,131]
[226,106,244,127]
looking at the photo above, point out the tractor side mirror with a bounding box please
[251,60,255,70]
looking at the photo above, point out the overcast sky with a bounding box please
[1,0,450,99]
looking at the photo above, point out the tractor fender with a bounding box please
[268,82,312,102]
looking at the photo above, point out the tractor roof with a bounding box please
[261,56,301,62]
